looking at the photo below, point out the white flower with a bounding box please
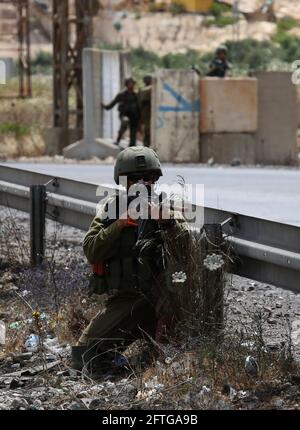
[203,254,225,271]
[20,290,30,297]
[172,271,187,284]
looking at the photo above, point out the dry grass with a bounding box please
[0,77,52,159]
[1,208,300,409]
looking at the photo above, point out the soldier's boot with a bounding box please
[71,342,100,373]
[71,345,87,371]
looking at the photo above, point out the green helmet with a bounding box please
[216,45,228,55]
[114,147,163,184]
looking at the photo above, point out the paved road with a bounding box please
[2,162,300,226]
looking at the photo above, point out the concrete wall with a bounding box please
[200,77,258,133]
[63,48,129,159]
[0,58,13,83]
[151,69,200,162]
[200,133,256,164]
[253,71,298,165]
[296,84,300,127]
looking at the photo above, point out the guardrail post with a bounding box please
[202,223,224,334]
[30,185,46,266]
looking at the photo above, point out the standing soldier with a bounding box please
[207,45,231,78]
[139,75,153,148]
[71,147,188,374]
[101,77,141,147]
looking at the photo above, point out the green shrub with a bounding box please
[277,16,298,33]
[148,2,167,12]
[210,2,231,18]
[275,34,300,63]
[114,22,122,32]
[31,51,53,75]
[205,15,238,28]
[169,2,186,15]
[0,122,30,137]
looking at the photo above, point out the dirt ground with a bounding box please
[0,206,300,410]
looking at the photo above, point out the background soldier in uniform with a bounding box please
[139,75,153,147]
[71,147,187,374]
[207,45,231,78]
[101,77,141,147]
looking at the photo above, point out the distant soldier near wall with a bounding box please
[101,77,141,147]
[207,45,231,78]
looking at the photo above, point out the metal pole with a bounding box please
[30,185,46,266]
[202,223,224,334]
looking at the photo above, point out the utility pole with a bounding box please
[232,0,240,42]
[0,0,31,98]
[52,0,99,151]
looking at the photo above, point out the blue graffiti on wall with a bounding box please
[158,83,201,113]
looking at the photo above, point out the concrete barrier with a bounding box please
[0,57,13,84]
[254,72,298,165]
[63,48,129,159]
[295,84,300,128]
[151,69,200,162]
[200,133,256,165]
[200,77,258,133]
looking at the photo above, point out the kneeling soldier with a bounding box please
[71,147,187,373]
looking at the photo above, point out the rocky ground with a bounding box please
[0,206,300,410]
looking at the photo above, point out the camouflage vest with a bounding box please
[89,196,164,296]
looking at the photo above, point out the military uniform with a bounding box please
[207,58,231,78]
[103,87,141,147]
[72,147,188,372]
[207,45,231,78]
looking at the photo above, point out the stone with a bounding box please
[0,321,5,345]
[11,398,29,410]
[267,318,277,325]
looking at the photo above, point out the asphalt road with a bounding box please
[2,162,300,226]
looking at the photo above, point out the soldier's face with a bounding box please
[127,173,157,189]
[127,81,135,91]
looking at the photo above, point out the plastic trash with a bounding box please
[9,321,23,330]
[25,334,40,352]
[114,353,129,369]
[0,321,5,345]
[245,355,259,377]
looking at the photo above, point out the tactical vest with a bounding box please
[89,198,163,296]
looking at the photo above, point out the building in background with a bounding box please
[155,0,213,13]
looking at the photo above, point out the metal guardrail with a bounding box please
[1,165,300,293]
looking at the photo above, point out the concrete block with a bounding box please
[42,128,83,156]
[151,69,200,162]
[63,138,120,160]
[200,78,258,133]
[200,133,256,165]
[254,72,298,165]
[0,57,13,83]
[63,48,129,159]
[295,84,300,127]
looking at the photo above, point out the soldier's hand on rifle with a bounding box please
[149,202,172,223]
[116,212,138,230]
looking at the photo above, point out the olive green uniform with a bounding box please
[139,85,152,147]
[79,195,187,356]
[103,89,141,147]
